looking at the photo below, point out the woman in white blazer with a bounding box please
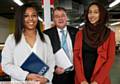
[1,3,55,84]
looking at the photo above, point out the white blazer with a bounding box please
[1,32,55,84]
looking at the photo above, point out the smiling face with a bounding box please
[24,7,38,31]
[53,10,67,29]
[88,4,100,25]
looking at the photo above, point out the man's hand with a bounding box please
[55,66,65,75]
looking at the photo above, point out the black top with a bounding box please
[82,40,98,83]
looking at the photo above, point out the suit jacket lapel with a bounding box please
[54,27,61,47]
[67,26,74,47]
[93,45,107,75]
[52,27,61,53]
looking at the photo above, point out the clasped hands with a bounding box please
[26,73,48,84]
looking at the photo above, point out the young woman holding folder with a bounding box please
[1,3,55,84]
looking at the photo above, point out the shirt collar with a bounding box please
[57,26,67,32]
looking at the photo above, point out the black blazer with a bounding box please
[44,26,79,54]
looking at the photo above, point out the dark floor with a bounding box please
[110,52,120,84]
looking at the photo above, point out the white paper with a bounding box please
[55,48,73,69]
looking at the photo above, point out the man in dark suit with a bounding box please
[44,7,78,84]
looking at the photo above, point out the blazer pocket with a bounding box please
[74,49,81,59]
[99,51,107,63]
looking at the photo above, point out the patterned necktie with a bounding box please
[60,30,70,58]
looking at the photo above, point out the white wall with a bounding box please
[109,24,120,44]
[0,16,9,43]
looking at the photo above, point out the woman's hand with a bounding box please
[55,66,65,75]
[26,73,48,84]
[81,81,89,84]
[91,81,98,84]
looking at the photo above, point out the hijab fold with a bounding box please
[83,23,110,48]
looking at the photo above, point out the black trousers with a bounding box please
[52,70,74,84]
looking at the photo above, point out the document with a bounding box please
[21,52,49,75]
[55,48,73,69]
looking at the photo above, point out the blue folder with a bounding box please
[21,52,49,75]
